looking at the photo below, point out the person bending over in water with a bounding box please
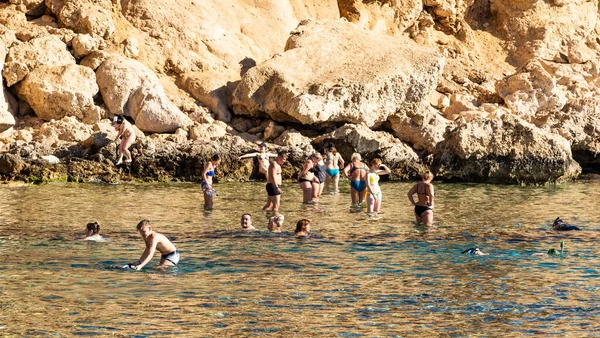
[112,115,136,166]
[238,142,277,179]
[298,156,315,204]
[324,143,344,194]
[202,154,220,210]
[407,171,435,226]
[268,214,284,232]
[240,213,257,231]
[310,152,326,202]
[84,221,105,241]
[343,153,369,206]
[264,152,288,212]
[295,219,311,237]
[366,158,391,216]
[128,220,179,270]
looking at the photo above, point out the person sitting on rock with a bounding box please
[112,115,136,166]
[238,142,278,179]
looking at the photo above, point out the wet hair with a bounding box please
[370,158,382,166]
[295,219,310,234]
[113,115,124,124]
[211,154,221,162]
[136,219,151,231]
[86,222,100,235]
[259,142,267,148]
[422,171,433,181]
[350,153,361,162]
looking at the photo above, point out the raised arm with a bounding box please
[407,184,417,206]
[135,236,158,270]
[376,164,391,175]
[238,152,258,160]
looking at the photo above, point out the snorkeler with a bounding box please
[366,158,391,216]
[295,219,311,237]
[202,154,220,210]
[126,220,179,270]
[324,143,344,194]
[112,115,136,166]
[407,171,435,226]
[238,142,278,179]
[263,152,288,212]
[343,153,369,206]
[84,222,105,242]
[241,213,257,231]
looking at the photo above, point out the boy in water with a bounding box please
[128,219,179,270]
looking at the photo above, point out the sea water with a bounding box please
[0,181,599,336]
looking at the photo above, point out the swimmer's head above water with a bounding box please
[295,219,311,237]
[241,213,255,231]
[268,215,284,232]
[461,247,487,255]
[86,221,100,236]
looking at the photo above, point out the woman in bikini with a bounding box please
[366,158,391,216]
[343,153,369,206]
[324,143,344,194]
[407,171,435,226]
[298,156,315,204]
[112,115,136,165]
[238,142,277,179]
[202,154,220,210]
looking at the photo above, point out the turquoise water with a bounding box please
[0,181,599,336]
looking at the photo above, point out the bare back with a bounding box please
[413,182,434,207]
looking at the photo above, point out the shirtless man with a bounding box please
[239,142,278,178]
[263,152,288,212]
[128,219,179,270]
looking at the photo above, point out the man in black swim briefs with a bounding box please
[263,152,288,212]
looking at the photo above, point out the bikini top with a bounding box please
[417,182,431,196]
[349,163,367,174]
[206,170,215,177]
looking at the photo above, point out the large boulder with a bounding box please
[232,19,444,127]
[313,124,424,178]
[338,0,423,34]
[388,104,449,153]
[178,71,233,122]
[16,64,99,121]
[36,116,94,145]
[96,55,193,133]
[1,40,17,132]
[46,0,115,39]
[2,35,76,86]
[433,115,581,184]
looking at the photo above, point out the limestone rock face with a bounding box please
[2,35,76,86]
[46,0,115,39]
[388,105,449,153]
[274,130,314,151]
[0,41,17,133]
[178,71,233,122]
[37,116,94,144]
[72,34,105,58]
[496,61,568,117]
[433,115,581,184]
[16,64,99,121]
[313,124,424,178]
[232,19,444,127]
[337,0,423,34]
[96,55,193,133]
[551,98,600,164]
[491,0,598,66]
[10,0,46,16]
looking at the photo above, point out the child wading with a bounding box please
[126,220,179,270]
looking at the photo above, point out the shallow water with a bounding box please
[1,180,600,336]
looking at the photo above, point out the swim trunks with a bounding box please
[160,250,180,265]
[326,168,339,177]
[414,205,433,217]
[266,183,280,196]
[350,180,367,192]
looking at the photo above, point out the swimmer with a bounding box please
[263,152,288,212]
[366,158,391,216]
[324,143,344,194]
[309,152,326,202]
[202,154,220,210]
[238,142,278,178]
[268,214,285,232]
[552,217,581,231]
[83,221,105,241]
[295,219,311,237]
[407,171,435,226]
[112,115,136,166]
[241,213,257,231]
[343,153,369,206]
[461,247,488,255]
[298,156,315,204]
[126,219,179,270]
[532,241,565,256]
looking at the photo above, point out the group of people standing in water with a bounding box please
[203,142,436,226]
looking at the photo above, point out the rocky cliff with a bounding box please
[0,0,599,184]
